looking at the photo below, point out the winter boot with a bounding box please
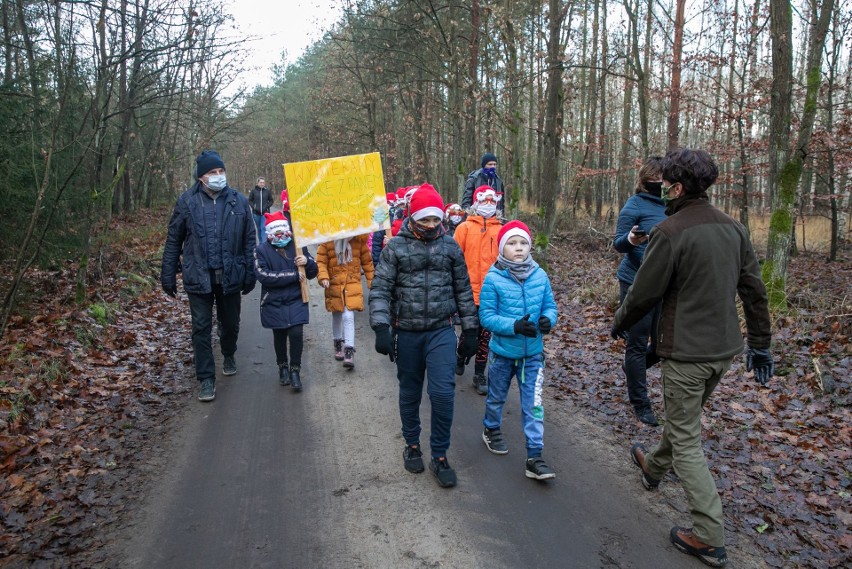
[278,363,291,386]
[343,346,355,369]
[334,339,344,361]
[290,365,302,392]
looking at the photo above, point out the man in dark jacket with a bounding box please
[612,148,773,568]
[369,184,478,489]
[461,152,506,218]
[248,177,274,242]
[160,150,257,402]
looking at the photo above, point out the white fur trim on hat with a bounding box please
[498,226,531,252]
[412,206,444,221]
[265,218,290,235]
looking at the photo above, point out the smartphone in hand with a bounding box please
[632,229,647,237]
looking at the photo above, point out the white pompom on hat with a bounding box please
[498,220,532,252]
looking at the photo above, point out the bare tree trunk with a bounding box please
[765,0,834,308]
[667,0,686,150]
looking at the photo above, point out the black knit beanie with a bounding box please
[480,152,498,169]
[195,150,226,179]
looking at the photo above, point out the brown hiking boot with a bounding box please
[630,443,661,490]
[670,527,728,567]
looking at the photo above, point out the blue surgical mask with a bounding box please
[206,174,227,191]
[271,235,292,248]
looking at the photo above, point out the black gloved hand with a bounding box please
[514,314,537,338]
[241,281,256,295]
[460,328,479,361]
[745,347,774,386]
[538,316,552,334]
[374,325,395,362]
[610,322,629,341]
[162,284,177,298]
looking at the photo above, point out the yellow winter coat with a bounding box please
[316,235,375,312]
[453,215,502,305]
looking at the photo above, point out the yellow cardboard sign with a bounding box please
[282,152,390,246]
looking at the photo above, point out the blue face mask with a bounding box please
[205,174,227,191]
[270,235,292,248]
[482,167,497,178]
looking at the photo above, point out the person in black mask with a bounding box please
[461,152,506,219]
[611,156,666,426]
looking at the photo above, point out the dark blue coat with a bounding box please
[613,193,666,285]
[160,183,256,295]
[254,241,318,329]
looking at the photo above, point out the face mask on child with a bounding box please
[476,203,497,218]
[449,214,464,225]
[270,233,292,248]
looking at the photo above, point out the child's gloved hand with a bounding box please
[538,316,552,334]
[374,325,395,362]
[513,314,537,338]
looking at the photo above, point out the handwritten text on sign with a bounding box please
[283,152,390,246]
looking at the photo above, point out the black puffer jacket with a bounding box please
[369,219,478,332]
[160,183,256,295]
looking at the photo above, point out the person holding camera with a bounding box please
[612,156,667,425]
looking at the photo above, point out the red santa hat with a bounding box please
[386,192,397,205]
[396,187,408,201]
[445,202,462,215]
[473,185,502,203]
[408,184,444,221]
[498,220,532,252]
[264,211,291,237]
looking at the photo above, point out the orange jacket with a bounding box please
[453,215,502,304]
[316,235,375,312]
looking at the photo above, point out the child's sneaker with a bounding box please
[482,428,508,455]
[334,339,344,361]
[403,444,424,473]
[343,346,355,369]
[429,456,457,488]
[472,373,487,396]
[525,457,556,480]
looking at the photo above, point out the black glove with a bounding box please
[241,281,255,295]
[610,322,629,341]
[538,316,552,334]
[460,328,479,360]
[745,347,774,386]
[514,314,537,338]
[374,325,395,362]
[162,284,177,298]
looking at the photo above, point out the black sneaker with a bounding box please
[403,444,424,473]
[223,355,237,376]
[482,428,508,455]
[670,527,728,567]
[429,456,457,488]
[455,356,465,376]
[198,378,215,402]
[472,373,487,396]
[630,443,661,490]
[636,408,660,427]
[525,457,556,480]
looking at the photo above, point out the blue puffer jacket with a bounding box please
[160,183,257,295]
[613,192,666,285]
[479,262,558,359]
[254,241,318,329]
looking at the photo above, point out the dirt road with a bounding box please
[107,278,766,569]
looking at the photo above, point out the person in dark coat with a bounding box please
[612,156,667,426]
[248,177,274,242]
[254,211,318,392]
[461,152,506,218]
[160,150,256,402]
[613,148,773,569]
[369,184,479,489]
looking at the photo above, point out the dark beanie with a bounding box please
[481,152,498,169]
[195,150,225,179]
